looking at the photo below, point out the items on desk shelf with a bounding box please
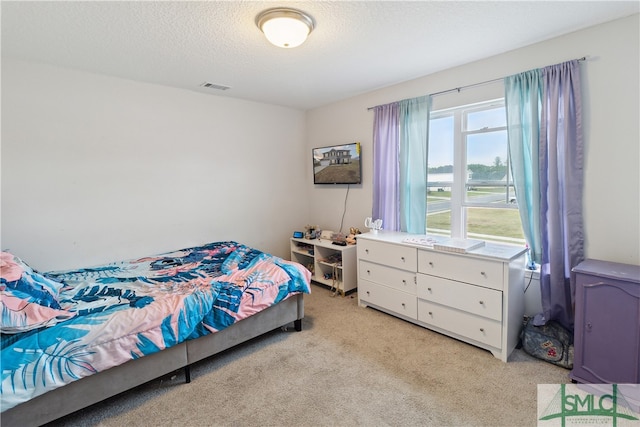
[346,227,361,245]
[305,224,320,239]
[297,243,314,255]
[320,230,334,240]
[320,253,343,265]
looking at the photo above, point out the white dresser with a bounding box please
[357,231,526,362]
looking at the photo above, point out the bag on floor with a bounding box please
[520,317,573,369]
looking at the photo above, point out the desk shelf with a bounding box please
[290,237,357,296]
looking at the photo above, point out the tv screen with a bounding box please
[313,142,362,185]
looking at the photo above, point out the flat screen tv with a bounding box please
[313,142,362,185]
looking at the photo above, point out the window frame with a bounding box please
[428,98,523,243]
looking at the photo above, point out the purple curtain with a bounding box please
[372,103,400,231]
[537,60,584,331]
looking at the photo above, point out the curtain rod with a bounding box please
[367,56,587,111]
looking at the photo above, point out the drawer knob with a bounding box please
[480,271,486,276]
[427,287,432,291]
[586,322,592,330]
[479,328,485,332]
[365,249,369,254]
[366,291,370,295]
[401,303,406,308]
[429,262,434,267]
[401,256,405,262]
[428,311,433,316]
[479,300,484,305]
[402,279,406,285]
[367,270,371,274]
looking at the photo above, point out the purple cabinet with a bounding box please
[570,259,640,384]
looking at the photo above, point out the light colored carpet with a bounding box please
[47,285,570,427]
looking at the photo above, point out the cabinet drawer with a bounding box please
[417,250,504,290]
[359,279,417,320]
[358,239,417,271]
[360,260,416,294]
[416,274,502,321]
[418,300,502,348]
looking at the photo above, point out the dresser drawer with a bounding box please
[416,274,502,321]
[418,250,504,290]
[358,239,417,271]
[360,260,416,294]
[359,279,417,320]
[418,300,502,348]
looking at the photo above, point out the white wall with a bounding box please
[2,15,638,272]
[1,59,309,270]
[306,14,640,266]
[524,271,543,317]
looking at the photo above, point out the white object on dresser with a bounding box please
[357,231,526,362]
[290,237,357,296]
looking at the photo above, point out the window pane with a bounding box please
[428,115,454,173]
[426,99,523,243]
[426,210,451,237]
[466,130,515,203]
[466,207,525,244]
[465,106,506,131]
[427,115,453,237]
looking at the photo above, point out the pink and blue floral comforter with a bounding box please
[0,241,311,411]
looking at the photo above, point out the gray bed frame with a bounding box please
[1,293,304,427]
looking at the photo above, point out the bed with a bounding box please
[0,241,311,426]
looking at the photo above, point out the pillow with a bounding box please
[0,292,75,333]
[1,251,64,308]
[1,251,74,333]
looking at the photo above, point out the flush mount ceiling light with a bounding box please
[255,7,315,48]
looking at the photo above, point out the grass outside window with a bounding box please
[427,207,525,244]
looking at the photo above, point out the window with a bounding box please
[427,99,525,244]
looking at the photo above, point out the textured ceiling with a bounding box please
[2,1,638,110]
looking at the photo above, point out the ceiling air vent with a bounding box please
[200,82,231,91]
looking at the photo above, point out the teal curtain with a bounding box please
[398,96,430,233]
[504,71,543,263]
